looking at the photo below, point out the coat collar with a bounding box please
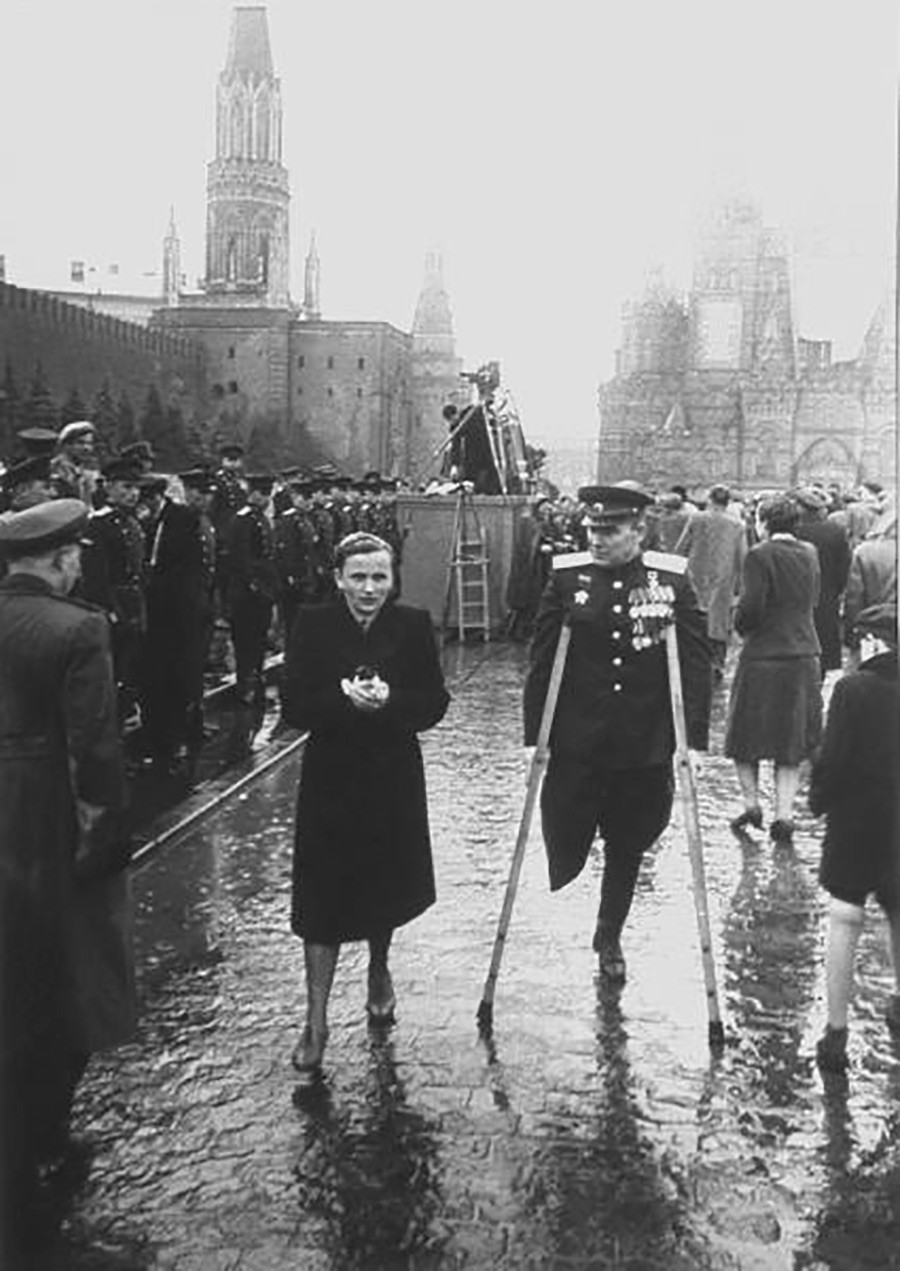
[0,572,56,597]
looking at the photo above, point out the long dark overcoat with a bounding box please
[796,517,851,671]
[284,598,450,944]
[0,575,135,1070]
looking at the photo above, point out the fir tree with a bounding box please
[23,361,59,433]
[91,376,119,460]
[60,385,89,426]
[0,360,21,456]
[117,391,138,448]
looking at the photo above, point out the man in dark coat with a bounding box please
[524,484,712,984]
[795,487,852,673]
[0,500,134,1260]
[810,603,900,1074]
[142,471,217,771]
[283,532,450,1073]
[226,474,279,758]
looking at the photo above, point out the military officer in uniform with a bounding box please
[226,473,279,758]
[210,442,248,616]
[80,456,147,727]
[0,454,57,513]
[274,476,316,640]
[524,484,712,984]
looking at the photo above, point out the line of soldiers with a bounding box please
[0,427,405,769]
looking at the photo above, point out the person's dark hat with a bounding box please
[120,440,155,463]
[102,456,141,482]
[179,468,215,492]
[279,466,302,481]
[3,454,52,491]
[138,472,169,496]
[578,484,653,525]
[16,427,59,456]
[794,486,828,512]
[362,470,382,488]
[288,475,313,492]
[853,603,897,645]
[0,498,89,557]
[58,420,96,446]
[670,484,688,501]
[219,441,245,459]
[246,473,274,494]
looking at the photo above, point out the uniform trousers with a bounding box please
[541,758,674,939]
[230,593,273,726]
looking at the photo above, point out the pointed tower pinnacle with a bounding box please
[162,206,181,307]
[204,5,290,307]
[303,231,321,319]
[412,247,455,356]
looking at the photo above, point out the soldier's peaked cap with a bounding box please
[246,473,274,493]
[3,454,52,490]
[578,484,653,524]
[120,440,154,460]
[180,468,215,491]
[17,427,59,455]
[219,441,245,458]
[102,455,141,482]
[138,472,169,494]
[0,498,89,557]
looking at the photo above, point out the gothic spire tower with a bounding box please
[204,6,290,307]
[409,248,463,468]
[162,207,181,307]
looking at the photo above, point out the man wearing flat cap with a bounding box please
[226,474,279,758]
[524,483,712,983]
[810,602,900,1074]
[0,500,134,1255]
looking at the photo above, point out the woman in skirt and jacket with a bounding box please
[725,495,823,847]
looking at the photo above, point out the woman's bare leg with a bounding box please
[367,931,395,1020]
[825,899,864,1030]
[294,941,339,1069]
[774,764,801,823]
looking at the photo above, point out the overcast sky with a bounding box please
[1,0,896,445]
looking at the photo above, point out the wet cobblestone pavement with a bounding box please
[50,645,900,1270]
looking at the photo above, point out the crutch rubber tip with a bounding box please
[476,1000,494,1034]
[708,1020,726,1050]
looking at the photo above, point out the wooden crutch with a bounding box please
[476,619,572,1034]
[645,550,725,1049]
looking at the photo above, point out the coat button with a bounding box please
[613,683,622,692]
[612,580,624,589]
[612,631,621,640]
[613,657,622,666]
[613,604,622,613]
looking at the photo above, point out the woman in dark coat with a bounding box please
[725,495,823,847]
[284,531,450,1072]
[809,603,900,1073]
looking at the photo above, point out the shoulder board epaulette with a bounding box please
[237,506,251,517]
[91,506,114,518]
[643,549,688,576]
[552,550,593,571]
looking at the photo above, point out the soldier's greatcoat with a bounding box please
[0,574,135,1176]
[524,552,712,889]
[284,598,450,944]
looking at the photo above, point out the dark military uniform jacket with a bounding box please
[274,507,316,601]
[524,550,712,767]
[80,504,147,630]
[227,504,278,604]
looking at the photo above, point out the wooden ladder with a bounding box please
[443,487,490,643]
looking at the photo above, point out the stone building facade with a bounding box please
[154,5,461,477]
[598,199,896,493]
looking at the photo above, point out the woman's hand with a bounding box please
[341,674,390,711]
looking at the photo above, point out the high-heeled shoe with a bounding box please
[366,968,396,1025]
[291,1024,328,1072]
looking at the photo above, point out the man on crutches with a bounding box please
[523,485,713,985]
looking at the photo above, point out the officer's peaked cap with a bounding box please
[16,427,59,455]
[246,473,274,493]
[0,498,89,557]
[3,454,52,490]
[102,455,141,482]
[138,472,169,495]
[578,484,653,525]
[180,468,215,492]
[219,441,245,458]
